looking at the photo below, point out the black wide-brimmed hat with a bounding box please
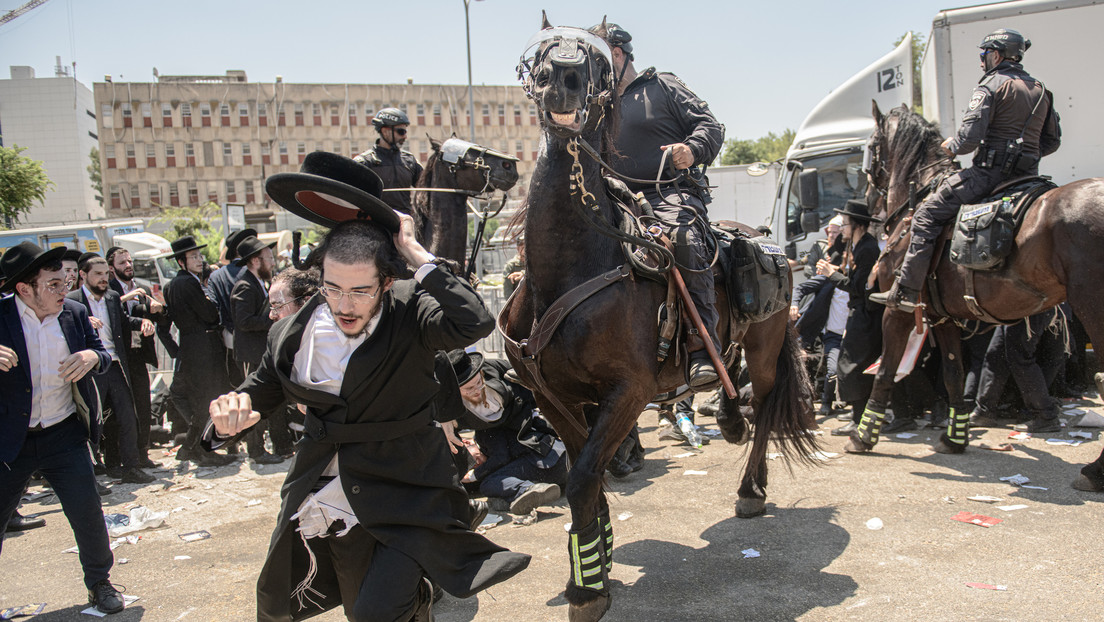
[265,151,400,232]
[224,228,258,261]
[1,241,67,293]
[834,199,883,223]
[234,236,278,265]
[448,349,485,386]
[169,236,207,259]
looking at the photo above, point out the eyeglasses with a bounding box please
[318,285,380,304]
[392,128,407,136]
[269,295,306,313]
[41,280,69,294]
[980,49,993,60]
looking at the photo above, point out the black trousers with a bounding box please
[125,353,152,454]
[96,361,141,468]
[0,416,113,589]
[976,309,1060,419]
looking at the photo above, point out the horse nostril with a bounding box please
[563,72,579,91]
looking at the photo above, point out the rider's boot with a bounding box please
[869,281,921,312]
[687,333,719,388]
[869,236,933,311]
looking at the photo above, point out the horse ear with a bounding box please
[871,99,884,124]
[597,16,608,37]
[429,136,442,151]
[541,10,552,30]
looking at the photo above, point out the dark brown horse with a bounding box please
[501,18,816,621]
[854,102,1104,455]
[411,136,519,267]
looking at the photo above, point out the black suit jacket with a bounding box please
[453,358,561,458]
[0,296,110,462]
[109,277,166,367]
[230,269,272,367]
[66,288,142,384]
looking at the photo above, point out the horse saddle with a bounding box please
[947,176,1057,271]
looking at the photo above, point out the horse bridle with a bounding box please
[517,26,616,134]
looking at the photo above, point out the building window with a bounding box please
[348,103,358,127]
[208,183,219,204]
[514,104,522,126]
[350,142,359,156]
[261,143,271,165]
[187,183,198,206]
[185,143,196,167]
[102,104,113,128]
[223,142,233,166]
[277,105,286,126]
[330,104,340,126]
[226,181,237,203]
[312,103,322,125]
[150,184,161,206]
[161,103,172,127]
[245,180,255,204]
[294,103,304,126]
[220,103,231,126]
[141,103,152,127]
[279,141,288,164]
[364,105,374,121]
[181,102,193,127]
[242,142,252,166]
[110,186,121,209]
[146,143,156,167]
[105,144,116,169]
[497,104,505,126]
[122,103,133,127]
[529,104,537,125]
[433,103,442,126]
[200,103,212,127]
[125,144,136,168]
[238,102,249,127]
[481,104,490,126]
[169,183,179,206]
[297,142,307,164]
[165,143,176,167]
[129,185,140,209]
[416,103,426,126]
[516,140,524,160]
[257,102,268,127]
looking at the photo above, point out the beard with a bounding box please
[258,265,273,282]
[88,280,109,296]
[119,266,134,280]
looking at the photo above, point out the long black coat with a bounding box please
[165,271,229,404]
[230,269,272,368]
[453,358,562,461]
[225,267,530,620]
[829,233,883,404]
[109,277,164,367]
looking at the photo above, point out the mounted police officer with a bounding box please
[872,28,1061,312]
[354,107,424,215]
[591,22,726,387]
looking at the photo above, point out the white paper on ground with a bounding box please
[683,470,708,476]
[741,548,761,558]
[999,474,1030,486]
[996,504,1028,511]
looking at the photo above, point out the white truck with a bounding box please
[763,0,1103,276]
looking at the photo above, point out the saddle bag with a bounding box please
[727,235,791,324]
[949,196,1016,271]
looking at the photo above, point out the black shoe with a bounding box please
[509,483,561,515]
[139,457,160,469]
[186,449,235,467]
[250,452,284,465]
[869,282,920,312]
[968,411,1002,428]
[607,456,633,478]
[105,466,125,479]
[96,481,111,496]
[7,511,46,531]
[881,417,918,435]
[120,467,155,484]
[832,421,858,436]
[411,576,433,622]
[689,351,718,388]
[93,462,107,476]
[468,499,489,531]
[1013,418,1062,434]
[88,579,125,614]
[1072,474,1104,492]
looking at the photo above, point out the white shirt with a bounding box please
[15,296,78,428]
[464,387,505,423]
[826,287,850,335]
[83,285,118,362]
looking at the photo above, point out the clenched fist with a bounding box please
[210,391,261,437]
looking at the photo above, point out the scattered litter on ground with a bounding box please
[194,498,210,505]
[1075,411,1104,428]
[766,453,783,460]
[943,496,956,504]
[171,506,186,513]
[683,469,708,476]
[996,504,1028,511]
[1020,485,1048,490]
[966,583,1007,591]
[967,496,1003,504]
[479,513,502,529]
[106,506,169,537]
[195,469,218,478]
[246,499,263,507]
[672,452,695,459]
[809,451,840,461]
[865,518,884,530]
[1,603,46,619]
[617,512,633,521]
[62,546,79,554]
[701,429,722,437]
[563,522,572,532]
[741,548,761,559]
[174,555,191,560]
[1046,438,1082,446]
[951,511,1002,528]
[1008,432,1031,440]
[978,442,1014,451]
[810,430,825,437]
[109,535,141,550]
[118,558,129,564]
[999,474,1030,486]
[178,530,211,542]
[1069,431,1094,439]
[894,432,918,439]
[81,595,138,616]
[511,511,538,526]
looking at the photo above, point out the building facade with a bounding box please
[93,71,543,229]
[0,65,104,226]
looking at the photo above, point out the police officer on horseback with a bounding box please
[871,28,1061,312]
[354,107,424,215]
[591,22,726,387]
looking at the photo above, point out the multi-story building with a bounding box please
[0,64,104,226]
[94,70,543,229]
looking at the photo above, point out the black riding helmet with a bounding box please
[979,28,1030,61]
[372,107,409,129]
[588,22,633,61]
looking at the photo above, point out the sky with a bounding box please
[1,0,979,140]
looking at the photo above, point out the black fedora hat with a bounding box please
[224,228,258,261]
[834,199,883,223]
[447,349,485,386]
[169,236,207,259]
[265,151,400,232]
[1,241,67,293]
[234,236,278,265]
[61,248,84,263]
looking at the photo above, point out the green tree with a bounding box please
[720,129,796,165]
[152,203,223,264]
[0,141,55,226]
[87,147,103,207]
[895,31,926,113]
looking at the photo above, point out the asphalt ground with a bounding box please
[3,396,1102,621]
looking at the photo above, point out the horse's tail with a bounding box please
[753,321,820,468]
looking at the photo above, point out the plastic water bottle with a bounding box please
[676,414,704,449]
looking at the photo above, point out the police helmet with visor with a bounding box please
[979,28,1030,61]
[372,107,410,129]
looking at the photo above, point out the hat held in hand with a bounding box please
[265,151,400,232]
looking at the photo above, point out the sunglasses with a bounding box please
[391,128,408,136]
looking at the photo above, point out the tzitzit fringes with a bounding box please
[946,407,969,445]
[855,406,887,446]
[568,517,609,594]
[597,510,613,572]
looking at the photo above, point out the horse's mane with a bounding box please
[884,105,945,180]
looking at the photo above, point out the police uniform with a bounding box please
[353,142,424,215]
[896,59,1061,294]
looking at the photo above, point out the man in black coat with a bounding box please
[68,256,155,484]
[164,237,233,467]
[209,216,530,621]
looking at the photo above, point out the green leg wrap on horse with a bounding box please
[856,406,887,446]
[568,517,610,595]
[945,407,969,446]
[598,509,613,572]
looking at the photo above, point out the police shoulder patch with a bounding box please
[968,91,985,111]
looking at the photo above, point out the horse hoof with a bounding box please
[735,497,766,518]
[932,439,966,454]
[843,437,873,454]
[1071,475,1103,492]
[568,594,611,622]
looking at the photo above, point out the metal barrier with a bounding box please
[476,283,508,358]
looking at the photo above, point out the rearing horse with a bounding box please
[500,18,816,621]
[853,102,1104,455]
